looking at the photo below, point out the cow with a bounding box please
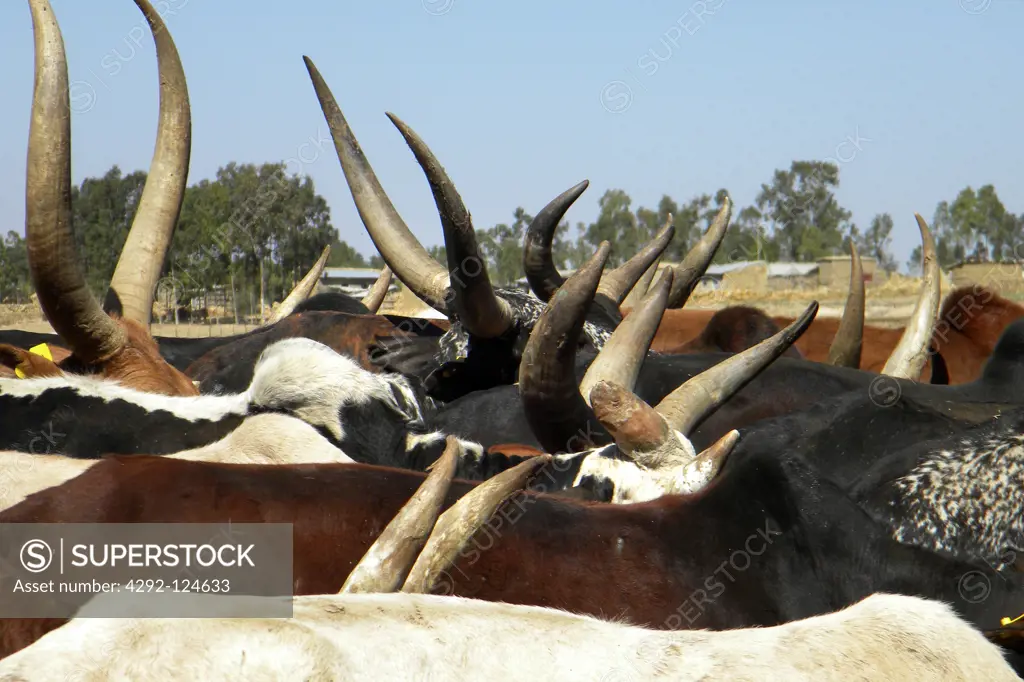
[0,337,477,471]
[183,311,438,394]
[640,285,1021,386]
[434,244,818,501]
[302,56,742,403]
[0,413,354,512]
[3,592,1013,681]
[0,260,399,379]
[15,0,198,396]
[6,5,408,394]
[2,441,1022,662]
[2,450,1016,682]
[430,218,956,458]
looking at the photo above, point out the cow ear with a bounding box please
[0,344,64,379]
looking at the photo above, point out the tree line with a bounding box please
[0,160,1019,306]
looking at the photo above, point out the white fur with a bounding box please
[0,374,250,423]
[247,338,426,441]
[1,338,474,467]
[1,339,426,443]
[0,593,1013,681]
[0,414,352,512]
[571,431,713,503]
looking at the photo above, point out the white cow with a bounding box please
[0,592,1015,681]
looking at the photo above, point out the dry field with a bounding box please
[0,275,1001,336]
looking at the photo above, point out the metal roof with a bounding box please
[767,262,819,277]
[322,267,383,280]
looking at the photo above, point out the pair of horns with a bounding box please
[341,437,549,594]
[265,247,392,324]
[522,180,682,321]
[305,57,512,339]
[519,240,818,457]
[827,213,939,380]
[27,0,188,361]
[523,186,733,310]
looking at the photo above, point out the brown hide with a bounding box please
[0,318,196,395]
[635,286,1024,384]
[0,456,736,658]
[184,313,420,381]
[61,317,197,395]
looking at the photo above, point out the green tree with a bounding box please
[717,205,777,264]
[583,189,641,267]
[849,213,897,273]
[755,161,855,262]
[168,162,336,319]
[70,165,147,296]
[326,240,369,268]
[908,186,1022,269]
[0,232,30,302]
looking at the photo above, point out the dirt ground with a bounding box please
[0,275,1003,336]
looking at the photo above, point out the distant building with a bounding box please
[815,255,878,288]
[701,261,821,291]
[320,267,396,298]
[512,256,883,297]
[948,261,1024,292]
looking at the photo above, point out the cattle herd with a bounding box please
[1,0,1024,679]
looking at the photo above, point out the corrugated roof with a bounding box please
[768,262,819,277]
[705,261,767,276]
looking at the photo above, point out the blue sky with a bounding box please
[1,0,1021,271]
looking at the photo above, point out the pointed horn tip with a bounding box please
[695,429,740,465]
[425,437,462,473]
[652,267,674,292]
[794,301,819,327]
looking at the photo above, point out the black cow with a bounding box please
[303,56,743,403]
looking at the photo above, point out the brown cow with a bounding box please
[18,0,198,395]
[0,449,1016,660]
[641,285,1024,385]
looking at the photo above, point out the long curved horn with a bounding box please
[340,437,460,594]
[522,180,589,302]
[519,245,611,454]
[361,266,392,313]
[106,0,191,327]
[266,245,331,324]
[26,0,126,363]
[667,198,732,308]
[401,455,550,595]
[303,57,450,313]
[386,113,514,339]
[826,241,864,367]
[595,219,675,306]
[882,215,939,380]
[579,269,672,407]
[656,301,818,435]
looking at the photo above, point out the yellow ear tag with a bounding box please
[1001,613,1024,627]
[14,343,53,379]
